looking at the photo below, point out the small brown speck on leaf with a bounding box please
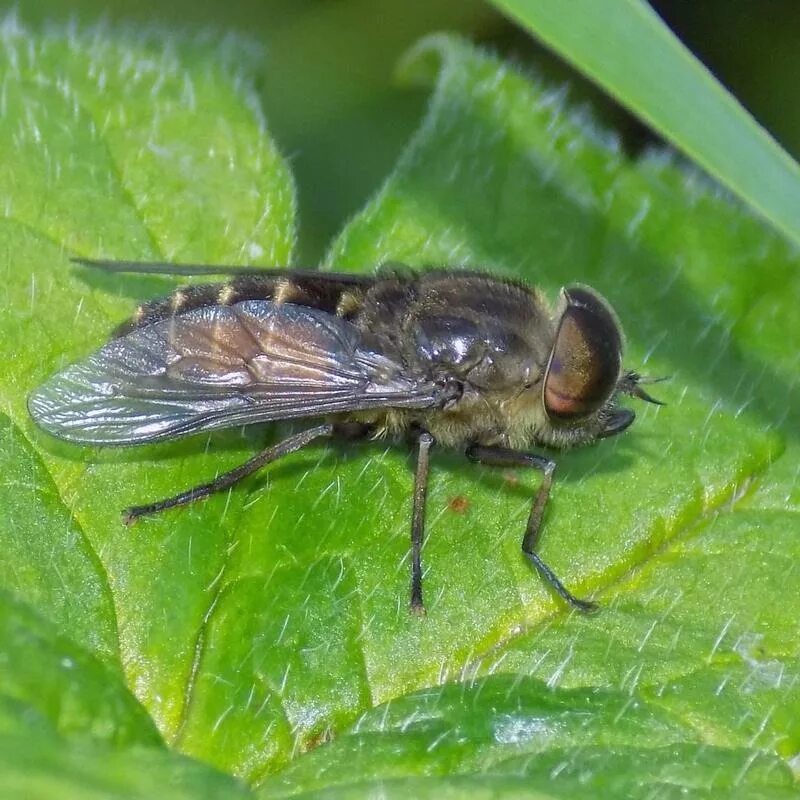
[448,495,470,513]
[302,728,333,752]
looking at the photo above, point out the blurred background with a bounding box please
[11,0,800,263]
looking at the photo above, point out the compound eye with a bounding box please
[543,287,623,420]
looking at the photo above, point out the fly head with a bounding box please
[537,286,657,447]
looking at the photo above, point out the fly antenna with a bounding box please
[618,371,668,406]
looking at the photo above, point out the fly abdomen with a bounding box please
[116,274,371,337]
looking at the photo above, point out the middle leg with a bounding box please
[410,431,435,615]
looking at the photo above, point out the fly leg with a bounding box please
[123,423,335,524]
[332,421,432,615]
[410,431,435,615]
[465,445,597,613]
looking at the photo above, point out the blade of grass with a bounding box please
[489,0,800,250]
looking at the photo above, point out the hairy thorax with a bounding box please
[351,379,548,450]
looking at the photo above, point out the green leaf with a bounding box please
[0,590,159,746]
[259,681,797,799]
[487,0,800,251]
[0,729,251,800]
[2,16,800,800]
[311,33,799,792]
[0,15,293,789]
[0,591,250,797]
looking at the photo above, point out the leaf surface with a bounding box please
[1,19,799,798]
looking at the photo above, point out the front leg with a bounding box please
[465,445,597,613]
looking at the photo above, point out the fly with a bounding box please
[28,260,663,614]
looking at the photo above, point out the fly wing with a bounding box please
[29,300,439,445]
